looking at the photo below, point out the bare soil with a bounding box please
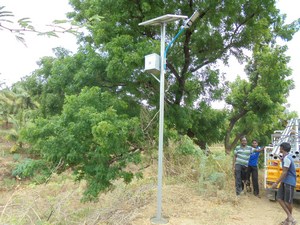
[131,184,300,225]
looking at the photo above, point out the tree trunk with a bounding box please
[224,110,248,154]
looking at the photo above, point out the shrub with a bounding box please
[12,158,52,183]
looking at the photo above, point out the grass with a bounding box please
[0,137,241,224]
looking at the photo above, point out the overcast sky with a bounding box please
[0,0,78,85]
[274,0,300,115]
[1,0,299,115]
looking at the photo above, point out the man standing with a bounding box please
[246,140,264,197]
[233,137,253,196]
[272,142,296,225]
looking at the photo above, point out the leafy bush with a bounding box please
[175,135,202,156]
[12,158,51,182]
[21,87,145,201]
[163,134,203,182]
[198,150,233,194]
[163,135,233,194]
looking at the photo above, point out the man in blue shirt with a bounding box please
[272,142,296,225]
[246,139,264,197]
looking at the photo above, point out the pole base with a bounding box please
[150,216,169,224]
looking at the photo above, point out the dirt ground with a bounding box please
[1,141,300,225]
[131,184,300,225]
[1,166,300,225]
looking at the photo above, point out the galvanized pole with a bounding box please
[139,13,198,224]
[157,21,166,221]
[151,22,168,224]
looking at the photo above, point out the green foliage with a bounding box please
[12,158,51,182]
[81,0,295,140]
[175,135,202,156]
[166,102,227,150]
[198,151,232,191]
[17,0,299,153]
[163,134,232,193]
[7,0,299,200]
[22,87,144,200]
[224,45,295,153]
[164,134,203,181]
[0,85,38,152]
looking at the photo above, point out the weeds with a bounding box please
[0,135,240,224]
[162,136,238,205]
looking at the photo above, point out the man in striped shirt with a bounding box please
[233,136,253,196]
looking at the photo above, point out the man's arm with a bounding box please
[254,146,265,152]
[257,146,265,152]
[271,167,288,188]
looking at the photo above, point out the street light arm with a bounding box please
[183,11,200,29]
[164,27,185,66]
[164,11,200,67]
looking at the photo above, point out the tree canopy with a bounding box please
[224,44,294,153]
[22,87,144,200]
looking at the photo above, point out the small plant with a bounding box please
[198,150,234,197]
[1,177,17,190]
[12,153,21,161]
[175,135,202,156]
[164,135,203,182]
[12,158,51,182]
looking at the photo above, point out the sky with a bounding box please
[0,0,78,85]
[1,0,299,114]
[276,1,300,115]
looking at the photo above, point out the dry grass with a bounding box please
[209,143,225,152]
[0,140,270,225]
[0,157,295,225]
[0,163,159,225]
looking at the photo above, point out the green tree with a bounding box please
[224,45,294,153]
[66,0,299,147]
[22,87,144,200]
[15,0,300,198]
[21,46,125,117]
[0,85,38,150]
[22,0,299,148]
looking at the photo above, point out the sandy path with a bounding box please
[131,185,300,225]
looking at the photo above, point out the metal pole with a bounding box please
[151,22,168,224]
[149,12,199,224]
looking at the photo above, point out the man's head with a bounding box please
[280,142,291,153]
[252,139,258,148]
[240,136,247,147]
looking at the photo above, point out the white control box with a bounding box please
[144,53,160,75]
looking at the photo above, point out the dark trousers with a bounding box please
[235,164,247,195]
[246,166,259,195]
